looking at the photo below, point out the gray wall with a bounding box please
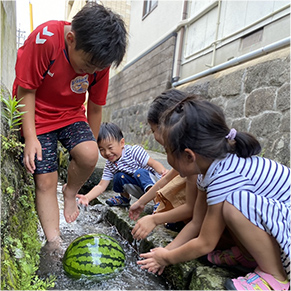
[103,35,176,153]
[104,46,290,166]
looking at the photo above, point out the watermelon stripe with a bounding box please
[67,235,122,251]
[65,245,124,257]
[65,254,125,264]
[65,245,125,257]
[71,243,125,252]
[64,262,122,276]
[63,260,123,274]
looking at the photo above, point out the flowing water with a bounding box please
[37,182,171,290]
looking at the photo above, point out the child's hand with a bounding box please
[23,137,42,174]
[129,201,145,220]
[131,215,157,240]
[137,247,168,275]
[76,194,89,206]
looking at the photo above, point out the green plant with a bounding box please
[1,237,55,290]
[1,135,24,157]
[1,91,26,154]
[1,92,26,138]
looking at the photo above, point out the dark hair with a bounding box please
[163,96,261,159]
[147,89,190,126]
[72,2,127,68]
[97,122,123,143]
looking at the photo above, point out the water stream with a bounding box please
[37,182,171,290]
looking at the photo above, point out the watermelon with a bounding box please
[63,233,125,278]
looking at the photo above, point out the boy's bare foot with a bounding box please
[62,184,80,223]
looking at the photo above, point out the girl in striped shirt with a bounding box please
[137,95,290,290]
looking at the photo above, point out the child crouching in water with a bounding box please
[77,122,168,207]
[137,95,290,290]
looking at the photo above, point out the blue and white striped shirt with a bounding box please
[102,144,160,181]
[197,153,290,275]
[197,154,290,206]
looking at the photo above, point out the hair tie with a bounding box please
[225,128,237,140]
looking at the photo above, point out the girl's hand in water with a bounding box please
[137,247,168,275]
[76,194,89,206]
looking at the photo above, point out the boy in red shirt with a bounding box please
[13,2,127,245]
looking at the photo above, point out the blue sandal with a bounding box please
[106,195,131,207]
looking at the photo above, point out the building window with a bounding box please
[143,0,158,19]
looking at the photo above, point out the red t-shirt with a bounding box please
[13,20,109,135]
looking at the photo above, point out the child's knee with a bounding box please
[78,153,98,169]
[72,143,98,168]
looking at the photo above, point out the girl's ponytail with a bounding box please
[232,131,261,158]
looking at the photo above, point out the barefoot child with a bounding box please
[138,96,290,290]
[129,89,199,239]
[77,122,168,207]
[13,3,127,243]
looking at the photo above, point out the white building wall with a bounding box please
[180,0,290,81]
[127,0,184,63]
[185,0,290,61]
[125,0,290,82]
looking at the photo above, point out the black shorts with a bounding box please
[22,121,96,174]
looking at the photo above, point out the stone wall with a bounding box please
[180,47,290,166]
[105,46,290,166]
[103,34,176,152]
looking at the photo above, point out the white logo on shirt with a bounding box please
[35,26,54,44]
[47,70,54,77]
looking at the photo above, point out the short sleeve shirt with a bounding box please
[197,153,290,206]
[13,20,109,135]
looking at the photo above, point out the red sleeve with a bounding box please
[14,21,62,90]
[88,67,110,106]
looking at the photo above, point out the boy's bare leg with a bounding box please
[34,171,60,242]
[63,140,98,223]
[223,201,287,281]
